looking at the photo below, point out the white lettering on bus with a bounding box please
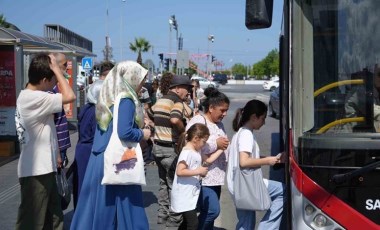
[365,199,380,210]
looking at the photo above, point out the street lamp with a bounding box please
[207,34,215,78]
[168,15,178,72]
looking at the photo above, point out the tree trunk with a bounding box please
[137,51,142,65]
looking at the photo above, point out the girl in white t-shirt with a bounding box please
[226,99,285,230]
[171,123,216,230]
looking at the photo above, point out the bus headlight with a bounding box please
[314,214,328,227]
[305,204,315,216]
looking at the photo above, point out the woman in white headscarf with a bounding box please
[71,61,151,230]
[72,79,103,209]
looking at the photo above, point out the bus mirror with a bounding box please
[245,0,273,29]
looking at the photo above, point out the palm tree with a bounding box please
[0,14,20,31]
[0,14,8,27]
[129,37,151,65]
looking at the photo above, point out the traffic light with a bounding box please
[158,53,163,61]
[211,55,216,63]
[164,58,170,71]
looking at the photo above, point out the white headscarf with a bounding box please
[87,80,103,104]
[96,61,148,131]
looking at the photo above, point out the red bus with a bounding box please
[246,0,380,229]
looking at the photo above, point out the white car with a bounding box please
[191,76,219,89]
[263,79,279,91]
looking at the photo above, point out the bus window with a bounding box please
[303,0,380,134]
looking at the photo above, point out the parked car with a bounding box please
[191,76,219,89]
[212,74,228,85]
[234,74,245,80]
[263,78,279,91]
[269,87,280,118]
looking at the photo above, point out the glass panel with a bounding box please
[307,0,380,133]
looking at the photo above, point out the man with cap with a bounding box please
[147,74,193,227]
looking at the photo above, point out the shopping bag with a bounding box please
[101,95,146,185]
[233,166,271,211]
[56,168,71,210]
[231,129,271,211]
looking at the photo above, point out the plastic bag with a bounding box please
[56,168,71,210]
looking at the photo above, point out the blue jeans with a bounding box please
[197,185,221,230]
[236,180,285,230]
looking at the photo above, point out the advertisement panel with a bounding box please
[0,46,16,107]
[0,108,16,136]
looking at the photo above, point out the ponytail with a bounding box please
[175,123,210,154]
[232,108,244,131]
[175,132,187,154]
[232,100,267,131]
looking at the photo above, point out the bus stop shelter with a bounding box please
[0,27,95,161]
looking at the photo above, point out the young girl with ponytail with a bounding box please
[171,123,218,230]
[227,99,285,230]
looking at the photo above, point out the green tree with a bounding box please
[231,63,247,75]
[251,49,279,79]
[252,60,266,79]
[129,37,151,65]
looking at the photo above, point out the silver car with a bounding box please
[269,87,280,118]
[191,76,219,89]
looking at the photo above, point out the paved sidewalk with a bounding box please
[0,131,237,230]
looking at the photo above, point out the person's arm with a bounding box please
[176,161,208,177]
[239,152,280,168]
[117,98,148,142]
[237,129,279,168]
[201,149,224,166]
[170,102,186,133]
[170,117,185,133]
[49,54,76,104]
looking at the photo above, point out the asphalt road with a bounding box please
[0,83,284,230]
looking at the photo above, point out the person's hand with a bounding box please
[56,153,63,169]
[198,166,208,177]
[266,156,281,166]
[142,128,151,140]
[144,118,154,128]
[216,136,229,150]
[277,152,287,163]
[48,54,61,74]
[193,107,199,115]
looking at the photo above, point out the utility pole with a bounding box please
[120,0,126,61]
[103,0,113,61]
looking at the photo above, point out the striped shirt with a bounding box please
[148,91,186,143]
[50,86,71,151]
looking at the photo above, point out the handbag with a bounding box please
[101,95,146,185]
[232,129,271,211]
[56,168,71,210]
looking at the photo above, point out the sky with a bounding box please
[1,0,283,70]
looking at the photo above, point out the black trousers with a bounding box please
[178,209,198,230]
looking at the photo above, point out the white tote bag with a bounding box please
[101,95,146,185]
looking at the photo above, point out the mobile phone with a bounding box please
[276,153,282,159]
